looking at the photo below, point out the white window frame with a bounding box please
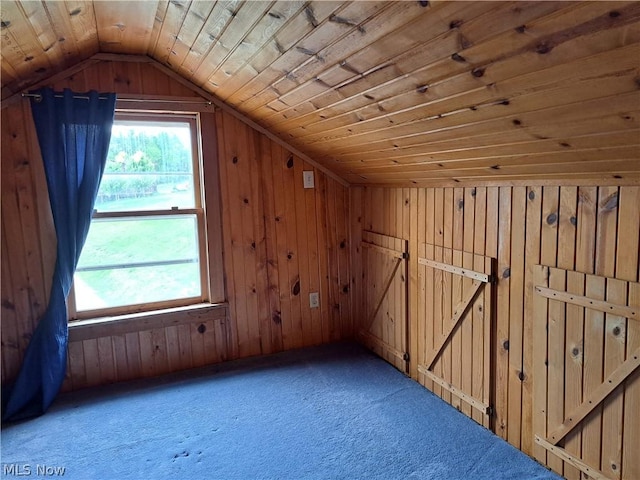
[68,111,210,320]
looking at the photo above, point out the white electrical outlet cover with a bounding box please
[309,292,319,308]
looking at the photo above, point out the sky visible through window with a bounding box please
[111,123,191,149]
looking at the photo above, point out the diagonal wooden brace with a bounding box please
[365,257,403,331]
[426,279,484,369]
[546,344,640,446]
[535,436,610,480]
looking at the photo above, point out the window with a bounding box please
[69,112,209,319]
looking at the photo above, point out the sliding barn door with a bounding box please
[358,231,409,373]
[533,265,639,480]
[417,243,494,428]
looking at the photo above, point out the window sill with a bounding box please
[68,303,228,342]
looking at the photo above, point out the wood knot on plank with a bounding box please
[600,192,618,212]
[471,67,485,78]
[458,34,472,50]
[305,6,318,27]
[503,267,510,279]
[329,14,365,33]
[449,19,463,29]
[287,156,294,168]
[535,41,553,54]
[296,46,317,57]
[546,212,557,225]
[570,216,577,226]
[419,0,429,6]
[272,312,282,324]
[197,324,206,334]
[528,190,536,201]
[457,198,464,210]
[1,300,15,310]
[503,340,509,351]
[578,189,593,205]
[515,25,526,33]
[292,279,301,296]
[1,20,11,29]
[451,53,466,63]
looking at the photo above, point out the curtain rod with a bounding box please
[21,93,212,106]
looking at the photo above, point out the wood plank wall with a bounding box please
[1,60,351,391]
[214,106,351,359]
[350,184,640,464]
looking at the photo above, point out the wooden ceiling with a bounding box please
[1,1,639,186]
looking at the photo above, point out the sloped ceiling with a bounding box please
[1,1,639,186]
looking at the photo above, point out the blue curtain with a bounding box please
[2,88,116,422]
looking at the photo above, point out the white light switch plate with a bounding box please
[303,170,315,189]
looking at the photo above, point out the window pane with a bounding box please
[95,122,195,212]
[75,215,201,311]
[75,264,201,311]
